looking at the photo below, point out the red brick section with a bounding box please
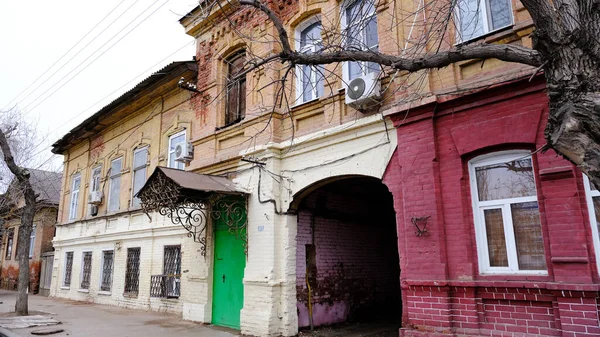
[383,76,600,337]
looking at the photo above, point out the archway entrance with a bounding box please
[293,176,401,333]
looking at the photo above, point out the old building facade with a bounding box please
[50,0,600,336]
[0,169,61,293]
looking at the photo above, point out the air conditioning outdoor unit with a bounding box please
[344,72,381,110]
[88,191,103,205]
[174,142,194,163]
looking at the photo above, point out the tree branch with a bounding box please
[238,0,292,54]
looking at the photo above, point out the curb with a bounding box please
[0,327,21,337]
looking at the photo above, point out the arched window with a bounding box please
[469,151,547,274]
[342,0,379,81]
[296,18,324,103]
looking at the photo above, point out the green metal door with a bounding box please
[212,202,246,329]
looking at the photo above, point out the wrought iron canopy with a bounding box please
[136,166,248,256]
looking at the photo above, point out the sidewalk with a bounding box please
[0,290,239,337]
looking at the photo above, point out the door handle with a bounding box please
[222,274,226,283]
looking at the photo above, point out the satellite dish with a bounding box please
[347,77,366,99]
[175,144,183,158]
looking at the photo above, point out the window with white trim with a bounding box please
[90,166,102,193]
[342,0,379,81]
[168,131,185,170]
[469,151,547,273]
[131,147,148,208]
[583,175,600,274]
[29,225,36,258]
[69,174,81,220]
[108,158,122,212]
[456,0,513,42]
[295,17,324,104]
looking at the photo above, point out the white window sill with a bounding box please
[98,291,112,296]
[60,286,70,290]
[78,289,90,293]
[479,270,548,276]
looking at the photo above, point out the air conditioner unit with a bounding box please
[344,72,381,110]
[88,191,103,205]
[174,142,194,163]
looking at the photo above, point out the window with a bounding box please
[342,0,379,81]
[469,152,547,274]
[5,229,13,260]
[225,51,246,126]
[29,225,36,258]
[63,251,74,287]
[168,131,185,170]
[90,166,102,193]
[108,158,122,212]
[131,147,148,207]
[69,174,81,220]
[583,176,600,274]
[124,247,141,295]
[80,251,92,289]
[100,250,114,292]
[456,0,513,41]
[150,246,181,298]
[296,18,324,103]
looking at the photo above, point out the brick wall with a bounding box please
[384,76,600,337]
[295,180,400,328]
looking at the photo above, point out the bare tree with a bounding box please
[190,0,600,186]
[0,109,40,315]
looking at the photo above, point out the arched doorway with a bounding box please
[292,176,401,333]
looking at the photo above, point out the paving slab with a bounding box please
[0,290,239,337]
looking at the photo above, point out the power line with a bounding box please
[20,0,168,115]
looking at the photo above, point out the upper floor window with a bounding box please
[5,229,13,260]
[296,18,324,104]
[90,166,102,193]
[469,151,547,274]
[456,0,513,42]
[343,0,379,81]
[225,51,246,126]
[69,174,81,220]
[29,225,36,258]
[583,175,600,275]
[168,131,185,170]
[108,157,122,212]
[131,147,148,208]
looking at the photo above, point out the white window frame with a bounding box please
[131,147,148,208]
[108,157,123,213]
[583,175,600,275]
[455,0,514,43]
[167,130,186,170]
[62,251,74,288]
[469,151,547,275]
[340,0,379,83]
[99,249,114,293]
[90,166,102,193]
[28,225,36,258]
[69,174,81,220]
[295,15,323,104]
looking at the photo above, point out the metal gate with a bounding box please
[39,252,54,296]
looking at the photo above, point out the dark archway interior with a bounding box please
[295,177,401,330]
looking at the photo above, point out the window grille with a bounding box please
[64,252,74,287]
[100,250,114,291]
[124,248,141,295]
[80,252,92,289]
[150,246,181,298]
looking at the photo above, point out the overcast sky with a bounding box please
[0,0,198,169]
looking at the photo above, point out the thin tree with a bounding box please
[193,0,600,186]
[0,109,39,315]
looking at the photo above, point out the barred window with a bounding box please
[100,250,114,291]
[63,252,74,287]
[124,248,141,295]
[150,246,181,298]
[80,252,92,289]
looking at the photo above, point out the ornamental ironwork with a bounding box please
[137,168,248,257]
[124,248,140,295]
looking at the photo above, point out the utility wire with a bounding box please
[1,0,128,111]
[21,0,168,115]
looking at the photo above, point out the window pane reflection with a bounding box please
[511,202,546,270]
[484,208,508,267]
[476,158,536,201]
